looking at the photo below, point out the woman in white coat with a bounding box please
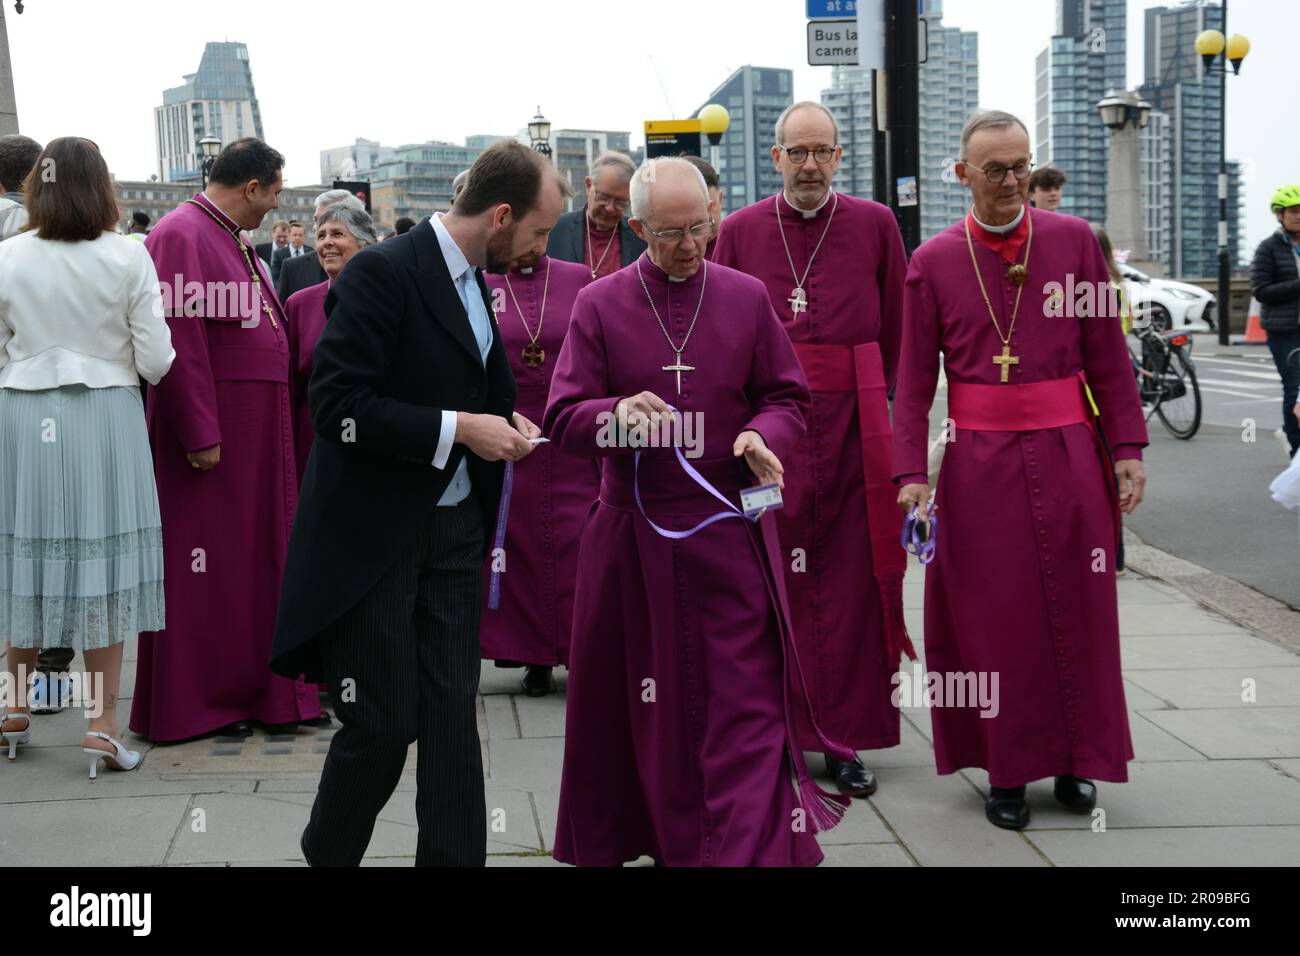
[0,137,175,777]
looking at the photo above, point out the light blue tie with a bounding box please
[437,269,492,506]
[460,270,492,365]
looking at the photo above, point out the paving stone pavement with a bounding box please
[2,547,1298,867]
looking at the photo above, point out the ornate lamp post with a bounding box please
[198,135,221,190]
[528,107,552,160]
[1194,10,1250,345]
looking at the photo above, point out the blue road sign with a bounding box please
[807,0,857,18]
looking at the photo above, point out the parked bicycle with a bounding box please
[1130,321,1202,440]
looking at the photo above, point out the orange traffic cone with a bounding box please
[1244,298,1267,343]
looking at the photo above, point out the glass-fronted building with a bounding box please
[155,42,265,184]
[694,66,793,212]
[1035,0,1129,225]
[820,0,979,239]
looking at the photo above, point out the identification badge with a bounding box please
[740,483,783,519]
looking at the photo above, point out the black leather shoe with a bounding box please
[1054,775,1097,813]
[985,785,1030,829]
[217,720,253,738]
[825,754,878,797]
[521,665,554,698]
[300,827,315,867]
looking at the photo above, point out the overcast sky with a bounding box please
[5,0,1292,252]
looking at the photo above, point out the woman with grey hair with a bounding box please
[286,203,378,484]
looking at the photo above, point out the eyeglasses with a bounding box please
[644,220,713,243]
[969,161,1035,185]
[591,188,631,211]
[778,144,839,165]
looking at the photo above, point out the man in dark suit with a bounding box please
[271,220,312,282]
[545,150,646,280]
[272,140,566,867]
[255,218,289,269]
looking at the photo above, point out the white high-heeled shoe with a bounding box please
[83,731,141,780]
[2,711,32,760]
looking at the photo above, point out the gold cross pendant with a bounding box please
[992,344,1019,383]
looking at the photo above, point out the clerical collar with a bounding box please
[970,204,1025,235]
[195,192,241,233]
[640,252,699,286]
[782,187,834,219]
[585,207,616,234]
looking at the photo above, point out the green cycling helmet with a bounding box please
[1270,185,1300,213]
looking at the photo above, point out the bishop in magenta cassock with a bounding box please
[130,139,320,741]
[713,101,913,797]
[892,112,1147,830]
[544,158,854,867]
[480,254,598,696]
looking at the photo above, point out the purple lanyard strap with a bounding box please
[633,405,757,540]
[900,504,937,565]
[487,459,514,610]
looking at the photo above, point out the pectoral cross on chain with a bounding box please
[992,344,1019,384]
[663,350,695,395]
[788,286,808,315]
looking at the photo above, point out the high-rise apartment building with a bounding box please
[820,0,978,239]
[1140,0,1245,276]
[1035,0,1129,224]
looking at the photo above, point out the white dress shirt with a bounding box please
[429,213,494,506]
[0,230,175,389]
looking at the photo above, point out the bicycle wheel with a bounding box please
[1155,345,1201,439]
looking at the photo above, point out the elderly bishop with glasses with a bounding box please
[892,111,1148,831]
[544,157,855,866]
[714,101,912,800]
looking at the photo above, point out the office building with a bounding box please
[694,66,793,210]
[368,140,485,228]
[1140,0,1246,276]
[1035,0,1129,224]
[820,0,978,239]
[155,42,265,184]
[320,138,395,183]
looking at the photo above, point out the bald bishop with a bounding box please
[545,157,852,867]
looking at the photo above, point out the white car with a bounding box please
[1120,266,1216,333]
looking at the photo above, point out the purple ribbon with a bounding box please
[487,459,514,610]
[633,444,758,540]
[900,504,937,565]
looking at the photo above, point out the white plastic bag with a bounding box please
[1269,453,1300,510]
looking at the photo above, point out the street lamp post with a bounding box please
[1194,6,1250,345]
[697,103,730,170]
[1098,89,1153,268]
[528,108,552,160]
[198,135,221,190]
